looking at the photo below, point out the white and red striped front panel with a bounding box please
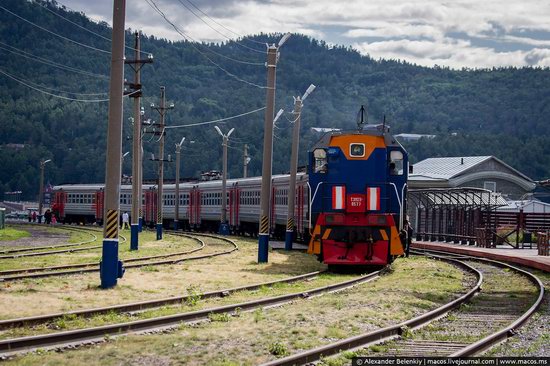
[332,186,346,210]
[366,187,380,211]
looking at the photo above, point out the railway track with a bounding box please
[0,226,105,259]
[0,268,383,356]
[260,251,544,365]
[0,232,235,281]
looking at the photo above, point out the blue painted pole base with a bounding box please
[138,217,143,232]
[173,220,179,231]
[219,222,230,235]
[258,234,269,263]
[130,224,139,251]
[285,231,294,251]
[156,223,162,240]
[100,239,124,289]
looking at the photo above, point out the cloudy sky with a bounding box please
[60,0,550,69]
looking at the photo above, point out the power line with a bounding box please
[184,0,266,45]
[0,68,139,102]
[145,0,264,66]
[144,0,268,89]
[0,41,109,79]
[166,106,266,129]
[174,0,264,54]
[37,0,152,57]
[0,69,107,96]
[0,5,110,55]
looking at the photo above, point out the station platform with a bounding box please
[269,241,308,251]
[411,241,550,273]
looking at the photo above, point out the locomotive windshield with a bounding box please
[314,149,327,173]
[389,150,404,175]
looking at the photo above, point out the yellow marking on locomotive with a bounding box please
[329,135,386,161]
[390,225,405,256]
[308,224,322,254]
[379,229,389,241]
[322,228,332,240]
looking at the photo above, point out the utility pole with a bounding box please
[38,159,51,223]
[258,33,290,263]
[174,136,185,231]
[100,0,126,289]
[125,31,153,250]
[285,84,316,250]
[214,126,235,235]
[150,87,174,240]
[243,144,249,178]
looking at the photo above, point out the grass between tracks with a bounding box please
[4,256,470,366]
[0,230,196,271]
[485,269,550,357]
[0,235,324,319]
[322,261,540,364]
[0,228,30,241]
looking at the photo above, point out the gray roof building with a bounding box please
[409,156,536,200]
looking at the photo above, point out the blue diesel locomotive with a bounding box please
[307,123,408,266]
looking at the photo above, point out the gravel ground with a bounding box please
[0,225,69,249]
[486,270,550,357]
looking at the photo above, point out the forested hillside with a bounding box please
[1,0,550,200]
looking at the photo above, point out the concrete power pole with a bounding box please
[285,84,316,250]
[125,31,152,251]
[151,86,174,240]
[258,33,290,263]
[100,0,126,289]
[174,136,185,231]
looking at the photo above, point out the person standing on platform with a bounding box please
[403,217,413,258]
[122,211,130,230]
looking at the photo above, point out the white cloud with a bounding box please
[58,0,550,68]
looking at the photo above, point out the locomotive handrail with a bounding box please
[307,181,324,233]
[389,182,402,229]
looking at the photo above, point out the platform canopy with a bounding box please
[409,187,508,210]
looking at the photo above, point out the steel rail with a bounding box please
[0,233,235,281]
[0,271,324,329]
[0,233,204,276]
[0,226,99,258]
[260,255,483,366]
[0,226,128,259]
[411,249,545,357]
[0,269,382,355]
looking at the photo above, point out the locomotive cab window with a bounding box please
[389,150,404,175]
[350,143,365,157]
[314,149,327,173]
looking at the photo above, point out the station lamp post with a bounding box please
[257,33,290,263]
[38,159,52,223]
[285,84,316,250]
[214,126,235,235]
